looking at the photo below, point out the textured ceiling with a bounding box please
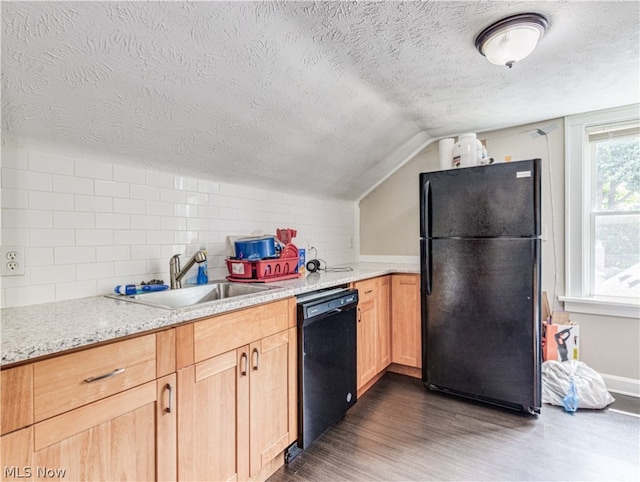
[2,1,639,200]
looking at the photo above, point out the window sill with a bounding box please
[559,296,640,319]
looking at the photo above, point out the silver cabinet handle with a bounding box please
[84,367,125,383]
[165,383,173,413]
[240,352,248,376]
[252,348,259,371]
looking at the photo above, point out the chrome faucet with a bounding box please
[169,250,207,289]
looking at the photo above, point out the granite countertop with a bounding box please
[1,262,419,367]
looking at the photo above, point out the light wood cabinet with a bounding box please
[357,295,377,389]
[355,276,391,391]
[0,295,296,482]
[177,300,296,482]
[1,365,33,435]
[1,331,176,482]
[177,350,241,481]
[391,274,422,369]
[33,334,157,422]
[376,275,391,372]
[1,427,33,481]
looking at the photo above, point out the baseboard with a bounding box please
[601,373,640,398]
[387,363,422,379]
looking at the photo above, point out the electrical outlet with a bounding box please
[1,246,24,276]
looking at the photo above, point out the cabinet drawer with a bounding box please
[34,334,156,422]
[194,299,289,363]
[354,278,377,300]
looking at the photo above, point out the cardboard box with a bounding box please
[543,323,579,362]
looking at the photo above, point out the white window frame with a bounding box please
[562,104,640,319]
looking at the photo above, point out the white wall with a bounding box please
[0,145,358,308]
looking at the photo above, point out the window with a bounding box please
[564,105,640,318]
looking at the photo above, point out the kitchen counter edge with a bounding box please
[1,263,419,367]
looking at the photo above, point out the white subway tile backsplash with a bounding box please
[55,246,96,265]
[75,159,112,180]
[97,246,130,262]
[95,180,130,198]
[131,184,160,201]
[220,182,254,199]
[4,285,55,308]
[130,214,161,230]
[1,268,32,288]
[2,228,29,245]
[187,218,209,231]
[28,151,74,175]
[198,179,219,194]
[25,247,54,266]
[174,204,198,218]
[208,194,229,207]
[1,188,28,209]
[146,171,173,188]
[160,188,186,204]
[77,262,113,280]
[174,176,198,191]
[55,280,97,301]
[161,216,186,231]
[145,200,173,216]
[52,174,94,195]
[3,209,52,228]
[131,244,162,260]
[174,230,198,244]
[114,198,145,215]
[219,207,239,220]
[29,191,75,211]
[2,149,357,307]
[2,168,52,191]
[76,229,113,246]
[53,212,95,229]
[147,230,174,245]
[114,229,145,245]
[186,192,208,205]
[114,260,147,277]
[96,213,130,229]
[30,265,76,285]
[74,194,112,213]
[114,166,146,184]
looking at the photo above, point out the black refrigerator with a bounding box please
[419,159,542,414]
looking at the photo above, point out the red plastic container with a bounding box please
[226,256,299,282]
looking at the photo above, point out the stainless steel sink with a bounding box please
[107,281,274,310]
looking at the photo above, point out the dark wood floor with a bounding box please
[269,373,640,482]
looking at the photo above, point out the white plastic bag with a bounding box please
[542,360,615,410]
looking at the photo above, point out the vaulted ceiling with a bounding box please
[2,1,639,200]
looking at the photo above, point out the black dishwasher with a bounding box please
[296,287,358,450]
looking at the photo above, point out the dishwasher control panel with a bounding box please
[298,288,358,320]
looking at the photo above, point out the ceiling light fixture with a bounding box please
[475,13,549,68]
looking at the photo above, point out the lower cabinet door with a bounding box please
[357,298,377,389]
[178,348,246,482]
[31,382,159,481]
[1,426,33,481]
[249,330,290,479]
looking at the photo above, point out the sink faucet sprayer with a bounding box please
[169,250,207,289]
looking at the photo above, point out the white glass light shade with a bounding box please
[475,13,548,68]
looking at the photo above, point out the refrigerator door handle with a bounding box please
[420,180,431,238]
[421,238,432,296]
